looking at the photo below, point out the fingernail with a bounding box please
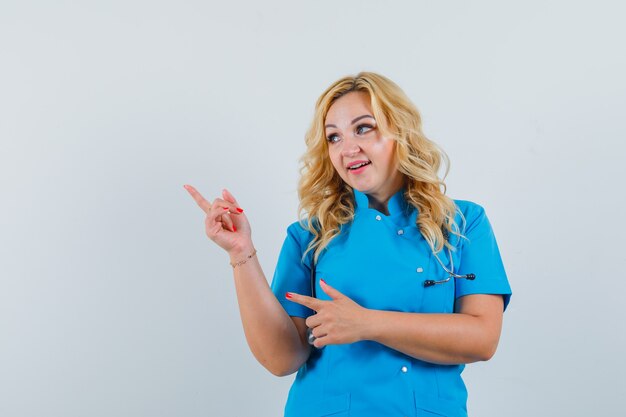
[320,279,327,285]
[285,292,293,299]
[233,225,237,232]
[236,207,244,213]
[223,207,229,210]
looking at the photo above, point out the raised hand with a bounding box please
[183,185,252,255]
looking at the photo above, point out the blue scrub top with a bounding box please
[270,187,512,417]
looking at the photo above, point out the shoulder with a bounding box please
[286,219,315,245]
[451,199,490,236]
[282,220,317,265]
[452,198,485,217]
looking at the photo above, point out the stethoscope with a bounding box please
[306,246,476,346]
[423,246,476,287]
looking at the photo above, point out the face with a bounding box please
[324,91,405,205]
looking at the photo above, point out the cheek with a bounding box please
[328,151,343,172]
[382,142,398,169]
[370,141,395,166]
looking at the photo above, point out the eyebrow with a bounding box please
[325,114,375,129]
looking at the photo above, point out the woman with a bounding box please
[184,72,512,417]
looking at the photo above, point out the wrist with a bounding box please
[229,240,254,257]
[360,308,381,342]
[228,242,256,265]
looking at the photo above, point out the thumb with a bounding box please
[319,279,344,300]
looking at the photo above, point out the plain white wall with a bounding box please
[1,1,624,416]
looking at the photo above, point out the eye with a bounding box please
[356,124,374,135]
[326,133,340,144]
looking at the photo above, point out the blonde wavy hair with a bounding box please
[298,72,465,265]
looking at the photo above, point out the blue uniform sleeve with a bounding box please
[455,202,512,311]
[269,222,316,318]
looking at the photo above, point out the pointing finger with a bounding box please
[285,292,323,312]
[183,184,211,214]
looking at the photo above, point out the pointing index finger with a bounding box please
[183,184,211,213]
[285,292,323,312]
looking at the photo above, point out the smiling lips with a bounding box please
[347,160,371,170]
[346,160,371,174]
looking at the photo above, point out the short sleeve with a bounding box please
[455,202,512,311]
[269,222,316,318]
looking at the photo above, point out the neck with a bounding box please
[364,181,406,216]
[366,177,405,216]
[366,195,392,215]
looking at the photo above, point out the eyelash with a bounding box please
[326,124,374,144]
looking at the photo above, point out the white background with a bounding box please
[1,1,625,416]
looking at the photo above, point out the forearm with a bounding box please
[229,244,309,376]
[362,310,501,365]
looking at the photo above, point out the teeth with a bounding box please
[349,162,370,170]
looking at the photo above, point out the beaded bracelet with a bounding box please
[229,249,257,268]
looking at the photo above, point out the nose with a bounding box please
[339,134,361,158]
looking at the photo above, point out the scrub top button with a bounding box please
[416,267,424,273]
[401,366,408,373]
[375,215,382,221]
[397,229,404,235]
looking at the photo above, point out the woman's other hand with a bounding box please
[183,185,251,255]
[285,279,370,348]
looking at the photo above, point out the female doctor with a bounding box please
[184,72,512,417]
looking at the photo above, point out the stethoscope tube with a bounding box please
[308,262,320,346]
